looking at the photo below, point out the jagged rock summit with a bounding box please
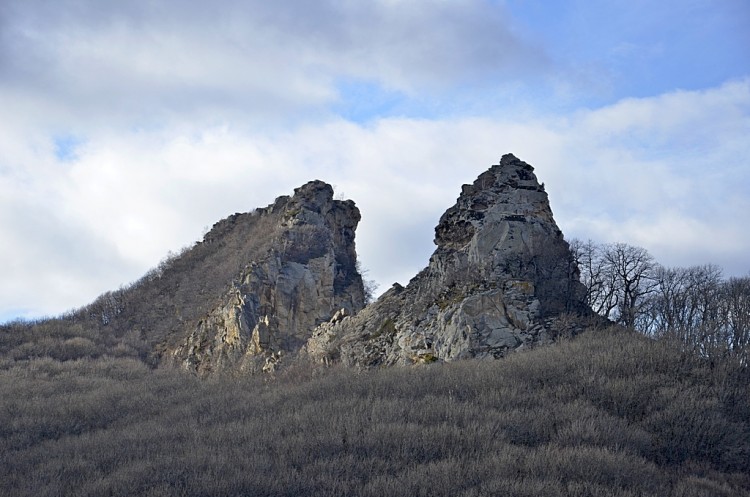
[77,179,366,375]
[166,180,367,374]
[305,154,589,366]
[63,153,591,375]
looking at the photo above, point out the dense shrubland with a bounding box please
[1,234,748,495]
[0,329,748,496]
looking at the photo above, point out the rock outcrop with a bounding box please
[305,154,591,367]
[166,181,366,374]
[63,153,594,374]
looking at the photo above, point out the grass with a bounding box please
[0,328,748,496]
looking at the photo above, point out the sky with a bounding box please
[1,0,748,322]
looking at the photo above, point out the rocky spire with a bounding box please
[435,153,551,250]
[305,154,591,367]
[166,180,366,375]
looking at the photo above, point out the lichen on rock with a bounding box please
[168,180,366,375]
[304,154,593,367]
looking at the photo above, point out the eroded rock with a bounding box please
[168,180,366,375]
[305,154,592,367]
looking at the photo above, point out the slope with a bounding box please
[1,181,366,374]
[0,329,747,496]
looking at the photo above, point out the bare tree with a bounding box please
[356,260,379,304]
[643,265,723,355]
[570,240,657,328]
[570,239,619,318]
[721,276,750,366]
[602,243,658,329]
[573,237,750,364]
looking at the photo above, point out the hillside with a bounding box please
[1,180,366,374]
[1,329,748,496]
[1,153,748,495]
[2,154,598,374]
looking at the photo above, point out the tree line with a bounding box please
[570,239,749,365]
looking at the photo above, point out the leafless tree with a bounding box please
[570,240,657,328]
[602,243,658,328]
[642,265,723,354]
[720,276,750,366]
[570,239,619,318]
[615,260,749,365]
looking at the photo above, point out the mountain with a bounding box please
[3,155,749,497]
[3,153,597,374]
[168,180,366,374]
[305,153,595,367]
[60,180,366,374]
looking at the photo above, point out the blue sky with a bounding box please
[507,0,749,99]
[1,0,748,321]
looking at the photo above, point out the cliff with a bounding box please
[38,153,593,374]
[66,180,366,374]
[304,154,592,366]
[165,181,366,374]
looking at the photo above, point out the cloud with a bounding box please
[1,79,748,320]
[546,79,750,275]
[0,1,747,320]
[0,0,546,128]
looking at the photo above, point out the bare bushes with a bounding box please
[1,330,749,496]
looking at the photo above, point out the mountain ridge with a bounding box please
[4,153,599,374]
[54,179,366,373]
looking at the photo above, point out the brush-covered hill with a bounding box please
[0,329,748,496]
[2,154,597,374]
[1,153,749,495]
[1,180,366,374]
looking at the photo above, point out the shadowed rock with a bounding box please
[305,154,593,367]
[163,180,366,374]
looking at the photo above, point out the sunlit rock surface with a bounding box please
[305,154,592,367]
[168,180,366,374]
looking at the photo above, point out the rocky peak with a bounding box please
[305,154,591,368]
[165,180,366,375]
[51,154,593,376]
[289,180,335,213]
[435,153,553,251]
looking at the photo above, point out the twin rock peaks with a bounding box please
[112,154,594,374]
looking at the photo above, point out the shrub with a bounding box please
[1,330,749,496]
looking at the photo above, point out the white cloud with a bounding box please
[0,0,747,320]
[2,79,748,320]
[547,79,750,275]
[0,0,545,128]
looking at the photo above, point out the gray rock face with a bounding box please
[168,180,366,374]
[305,154,590,367]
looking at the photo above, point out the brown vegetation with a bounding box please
[0,329,747,496]
[60,208,282,352]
